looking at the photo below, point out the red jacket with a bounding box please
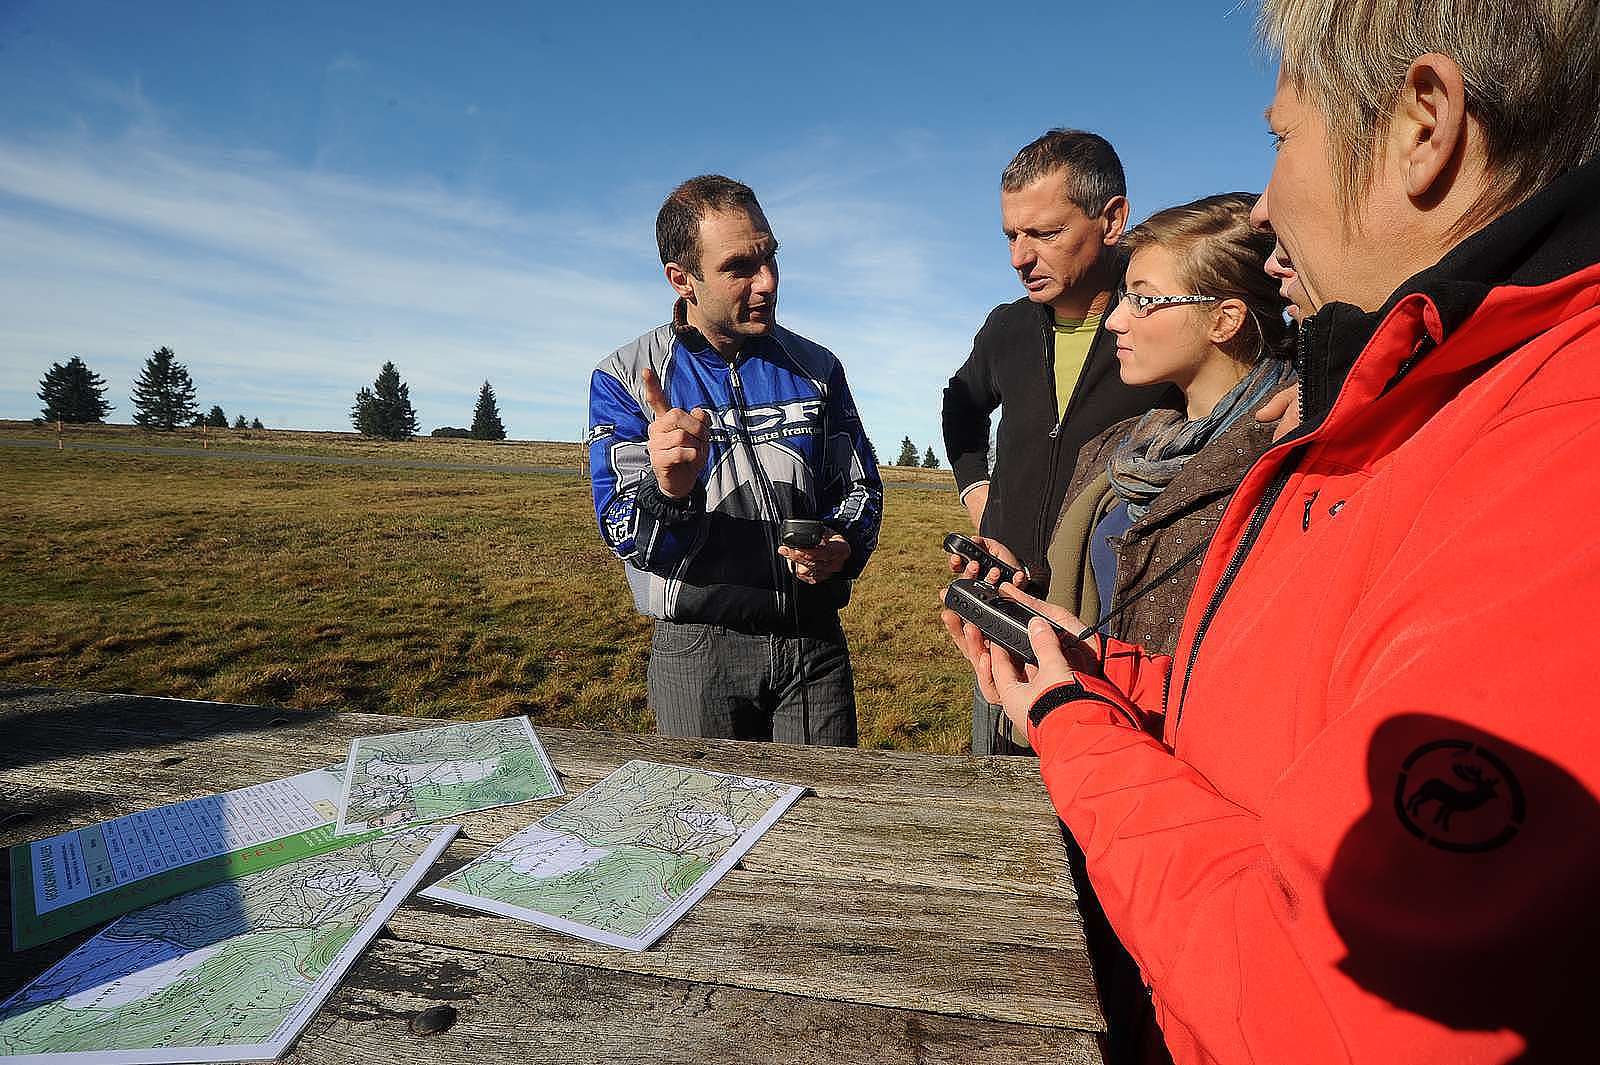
[1029,159,1600,1064]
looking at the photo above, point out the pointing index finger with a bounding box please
[641,367,671,419]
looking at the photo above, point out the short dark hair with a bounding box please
[1001,129,1126,218]
[656,175,767,277]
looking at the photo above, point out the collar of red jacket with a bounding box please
[1294,153,1600,440]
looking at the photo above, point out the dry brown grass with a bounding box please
[0,420,585,469]
[0,421,955,484]
[0,442,976,751]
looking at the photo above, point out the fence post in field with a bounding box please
[56,418,62,450]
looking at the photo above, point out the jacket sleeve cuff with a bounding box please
[958,479,990,503]
[1026,673,1143,745]
[636,477,705,525]
[951,456,990,493]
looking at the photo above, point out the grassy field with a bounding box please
[0,421,955,484]
[0,431,976,751]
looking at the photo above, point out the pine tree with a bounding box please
[922,446,940,469]
[38,356,113,423]
[470,380,507,441]
[205,405,228,428]
[233,414,248,429]
[250,417,264,430]
[130,347,199,430]
[896,436,918,466]
[351,361,418,440]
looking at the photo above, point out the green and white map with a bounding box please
[0,825,457,1064]
[334,716,561,836]
[420,760,804,950]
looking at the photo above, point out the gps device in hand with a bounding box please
[781,519,825,549]
[943,532,1022,588]
[943,577,1069,666]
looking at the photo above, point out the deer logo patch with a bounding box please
[1394,739,1525,852]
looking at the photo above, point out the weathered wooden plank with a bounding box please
[292,937,1105,1065]
[0,687,1048,799]
[388,876,1102,1030]
[1,764,1072,897]
[0,865,1097,1032]
[0,687,1076,896]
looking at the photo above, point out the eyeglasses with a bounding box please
[1116,290,1218,318]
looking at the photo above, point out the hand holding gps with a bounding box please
[781,519,826,549]
[942,577,1071,667]
[943,532,1023,588]
[942,532,1096,669]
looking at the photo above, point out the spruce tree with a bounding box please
[205,405,228,428]
[351,361,418,440]
[470,380,507,441]
[38,356,112,422]
[896,436,918,466]
[922,446,940,469]
[130,347,199,430]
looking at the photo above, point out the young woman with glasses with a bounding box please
[1040,192,1292,660]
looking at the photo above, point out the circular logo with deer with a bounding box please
[1394,740,1525,852]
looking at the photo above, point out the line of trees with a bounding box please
[351,363,506,442]
[37,348,267,430]
[35,351,509,442]
[894,436,941,468]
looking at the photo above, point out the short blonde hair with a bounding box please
[1260,0,1600,233]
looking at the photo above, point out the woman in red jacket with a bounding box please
[944,2,1600,1062]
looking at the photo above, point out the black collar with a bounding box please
[1296,153,1600,431]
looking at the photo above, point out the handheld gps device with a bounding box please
[943,532,1023,588]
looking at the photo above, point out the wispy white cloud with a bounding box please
[0,113,1010,455]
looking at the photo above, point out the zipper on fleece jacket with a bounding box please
[1037,314,1069,566]
[727,359,790,617]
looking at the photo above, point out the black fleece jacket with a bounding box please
[942,296,1180,592]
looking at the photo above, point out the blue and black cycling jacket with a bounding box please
[588,318,883,633]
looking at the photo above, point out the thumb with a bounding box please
[1255,383,1295,423]
[641,367,670,419]
[1027,617,1072,677]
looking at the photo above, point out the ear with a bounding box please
[1099,195,1130,246]
[1391,53,1470,202]
[1208,298,1249,346]
[664,261,696,302]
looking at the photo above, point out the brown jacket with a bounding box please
[1044,401,1276,656]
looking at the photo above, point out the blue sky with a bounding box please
[0,1,1280,451]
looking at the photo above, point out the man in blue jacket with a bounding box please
[588,175,882,746]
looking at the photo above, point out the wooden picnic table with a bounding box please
[0,686,1106,1064]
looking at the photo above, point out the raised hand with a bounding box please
[641,367,710,500]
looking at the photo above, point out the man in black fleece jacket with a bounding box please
[942,129,1178,754]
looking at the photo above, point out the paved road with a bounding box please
[0,436,950,488]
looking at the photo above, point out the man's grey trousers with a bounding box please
[647,618,857,746]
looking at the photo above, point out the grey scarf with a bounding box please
[1106,358,1293,521]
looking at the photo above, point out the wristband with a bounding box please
[1028,679,1118,728]
[637,478,705,525]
